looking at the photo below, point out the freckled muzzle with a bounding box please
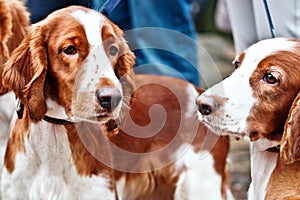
[96,87,122,111]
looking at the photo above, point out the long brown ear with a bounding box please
[0,0,30,95]
[280,92,300,164]
[0,1,13,94]
[2,24,48,121]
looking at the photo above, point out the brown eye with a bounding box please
[233,60,240,69]
[263,73,279,84]
[109,45,119,56]
[63,45,77,55]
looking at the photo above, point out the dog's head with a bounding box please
[2,6,135,124]
[196,38,300,164]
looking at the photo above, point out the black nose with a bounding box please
[196,95,217,115]
[96,87,122,110]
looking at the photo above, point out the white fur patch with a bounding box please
[116,176,126,200]
[174,145,223,199]
[185,85,199,119]
[45,98,71,120]
[70,9,122,121]
[1,120,115,200]
[248,141,278,200]
[71,9,120,89]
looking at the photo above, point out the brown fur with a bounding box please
[281,92,300,164]
[247,50,300,141]
[265,157,300,200]
[0,0,29,94]
[235,42,300,198]
[2,6,134,193]
[2,5,231,199]
[111,75,231,199]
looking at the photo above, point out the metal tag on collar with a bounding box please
[16,100,24,119]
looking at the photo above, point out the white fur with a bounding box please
[198,38,297,200]
[71,9,120,89]
[116,176,126,200]
[174,145,225,200]
[1,10,121,199]
[1,107,114,200]
[0,92,16,166]
[200,71,256,135]
[46,99,70,120]
[0,93,17,200]
[248,141,278,200]
[69,9,123,123]
[185,85,199,119]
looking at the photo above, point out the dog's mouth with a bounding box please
[204,122,247,139]
[199,113,248,140]
[70,96,123,123]
[69,107,120,124]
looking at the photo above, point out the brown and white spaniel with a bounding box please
[197,38,300,199]
[111,74,234,200]
[2,5,233,199]
[2,6,134,199]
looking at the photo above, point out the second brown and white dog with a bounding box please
[1,5,233,199]
[197,38,300,199]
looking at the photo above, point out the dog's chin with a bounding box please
[198,113,249,140]
[70,111,119,124]
[202,121,248,140]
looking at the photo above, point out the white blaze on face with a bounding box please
[200,38,297,136]
[202,68,256,134]
[71,9,121,93]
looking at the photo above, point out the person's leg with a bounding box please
[253,0,300,40]
[126,0,200,86]
[94,0,199,85]
[225,0,257,54]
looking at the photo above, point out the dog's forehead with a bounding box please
[70,9,105,46]
[244,38,296,66]
[234,38,297,76]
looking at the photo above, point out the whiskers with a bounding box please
[121,95,132,110]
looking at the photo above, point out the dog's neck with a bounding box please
[4,111,117,198]
[248,140,279,200]
[7,99,115,177]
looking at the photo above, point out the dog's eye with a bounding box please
[109,45,119,56]
[233,60,240,69]
[263,73,279,84]
[63,45,77,55]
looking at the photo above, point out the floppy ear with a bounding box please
[0,0,30,95]
[113,42,135,128]
[2,24,48,121]
[280,92,300,164]
[0,1,12,94]
[0,0,12,61]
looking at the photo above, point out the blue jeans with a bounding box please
[27,0,93,23]
[95,0,200,86]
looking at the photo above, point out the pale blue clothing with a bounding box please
[225,0,300,54]
[94,0,200,86]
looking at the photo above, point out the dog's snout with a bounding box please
[197,95,217,115]
[96,87,122,110]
